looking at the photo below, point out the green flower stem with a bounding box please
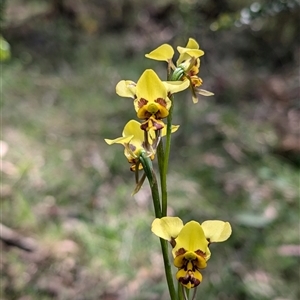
[178,282,184,300]
[185,287,190,300]
[139,152,161,218]
[161,94,175,216]
[156,139,165,184]
[139,152,177,299]
[160,238,178,300]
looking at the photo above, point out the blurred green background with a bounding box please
[1,0,299,299]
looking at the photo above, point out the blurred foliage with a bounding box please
[0,0,11,61]
[0,35,11,61]
[1,0,299,299]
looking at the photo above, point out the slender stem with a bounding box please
[139,152,177,299]
[191,287,197,300]
[161,94,174,216]
[157,139,166,216]
[160,238,178,300]
[159,66,176,217]
[156,139,165,184]
[139,152,162,218]
[185,287,190,299]
[134,162,139,184]
[183,287,188,300]
[178,282,185,300]
[149,169,162,218]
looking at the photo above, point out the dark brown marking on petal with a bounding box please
[128,144,136,152]
[181,258,197,272]
[175,248,186,257]
[143,111,152,119]
[170,237,176,248]
[138,98,148,108]
[178,270,201,287]
[140,122,149,131]
[155,97,167,107]
[194,249,206,258]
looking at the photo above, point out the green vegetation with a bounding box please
[1,0,299,299]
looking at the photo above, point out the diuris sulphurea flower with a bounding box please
[105,120,153,171]
[151,217,232,289]
[145,38,214,103]
[116,69,189,131]
[105,120,179,171]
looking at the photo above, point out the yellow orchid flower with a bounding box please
[115,80,136,98]
[145,38,214,103]
[145,38,203,67]
[176,38,204,65]
[116,69,189,130]
[104,120,151,171]
[151,217,232,289]
[145,44,174,62]
[104,120,180,171]
[176,38,214,103]
[181,58,214,103]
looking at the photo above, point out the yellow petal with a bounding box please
[151,217,184,241]
[136,69,167,104]
[174,252,207,269]
[185,38,200,49]
[177,49,204,65]
[177,48,204,58]
[197,89,214,96]
[116,80,136,98]
[105,120,144,150]
[148,124,179,143]
[192,93,199,104]
[173,221,208,255]
[104,136,133,146]
[205,246,211,261]
[163,80,190,94]
[161,124,180,136]
[145,44,174,62]
[176,266,202,289]
[123,120,144,141]
[201,220,232,243]
[176,38,204,65]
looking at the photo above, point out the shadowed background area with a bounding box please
[1,0,299,299]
